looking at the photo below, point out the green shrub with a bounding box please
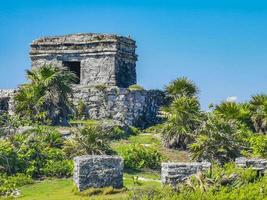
[117,144,162,170]
[0,173,33,196]
[63,124,114,157]
[248,134,267,158]
[128,84,145,91]
[0,140,18,174]
[43,160,73,177]
[0,126,72,178]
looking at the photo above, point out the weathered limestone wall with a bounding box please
[71,86,166,128]
[0,89,15,115]
[235,157,267,172]
[30,33,137,88]
[161,162,211,186]
[73,155,123,191]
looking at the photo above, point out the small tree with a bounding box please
[14,65,77,125]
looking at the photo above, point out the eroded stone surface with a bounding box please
[30,33,137,88]
[161,162,211,186]
[0,89,15,115]
[71,85,165,128]
[73,155,123,191]
[235,157,267,172]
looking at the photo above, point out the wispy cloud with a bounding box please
[226,96,237,102]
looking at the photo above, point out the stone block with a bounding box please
[161,162,211,186]
[73,155,123,191]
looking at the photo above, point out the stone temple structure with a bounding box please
[0,33,166,128]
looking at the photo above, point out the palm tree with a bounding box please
[165,77,199,98]
[15,65,77,125]
[160,96,202,149]
[213,101,252,129]
[249,94,267,134]
[190,114,243,164]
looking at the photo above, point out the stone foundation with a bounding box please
[73,155,123,191]
[161,162,211,186]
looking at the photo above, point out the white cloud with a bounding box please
[226,96,237,102]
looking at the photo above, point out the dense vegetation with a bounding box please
[0,65,266,199]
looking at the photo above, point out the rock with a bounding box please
[73,155,124,191]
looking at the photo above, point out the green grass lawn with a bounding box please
[2,171,161,200]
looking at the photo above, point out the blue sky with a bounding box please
[0,0,267,109]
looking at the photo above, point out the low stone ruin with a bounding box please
[161,162,211,186]
[235,157,267,173]
[73,155,123,191]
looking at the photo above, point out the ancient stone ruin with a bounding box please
[161,162,211,186]
[0,89,15,115]
[0,33,166,128]
[73,155,123,191]
[235,157,267,173]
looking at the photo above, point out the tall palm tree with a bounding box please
[15,65,77,125]
[165,77,199,98]
[249,94,267,134]
[160,96,203,149]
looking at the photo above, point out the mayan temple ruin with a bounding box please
[0,33,166,128]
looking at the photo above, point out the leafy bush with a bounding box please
[0,173,33,196]
[63,123,114,157]
[117,144,162,170]
[247,134,267,158]
[0,140,18,174]
[0,126,72,178]
[43,160,73,178]
[128,84,145,91]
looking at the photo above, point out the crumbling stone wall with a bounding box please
[161,162,211,186]
[73,155,123,191]
[235,157,267,172]
[0,89,15,115]
[71,86,165,128]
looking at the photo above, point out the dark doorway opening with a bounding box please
[63,61,81,84]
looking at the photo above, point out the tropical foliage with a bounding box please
[116,144,162,170]
[160,77,202,149]
[14,65,77,125]
[190,114,243,163]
